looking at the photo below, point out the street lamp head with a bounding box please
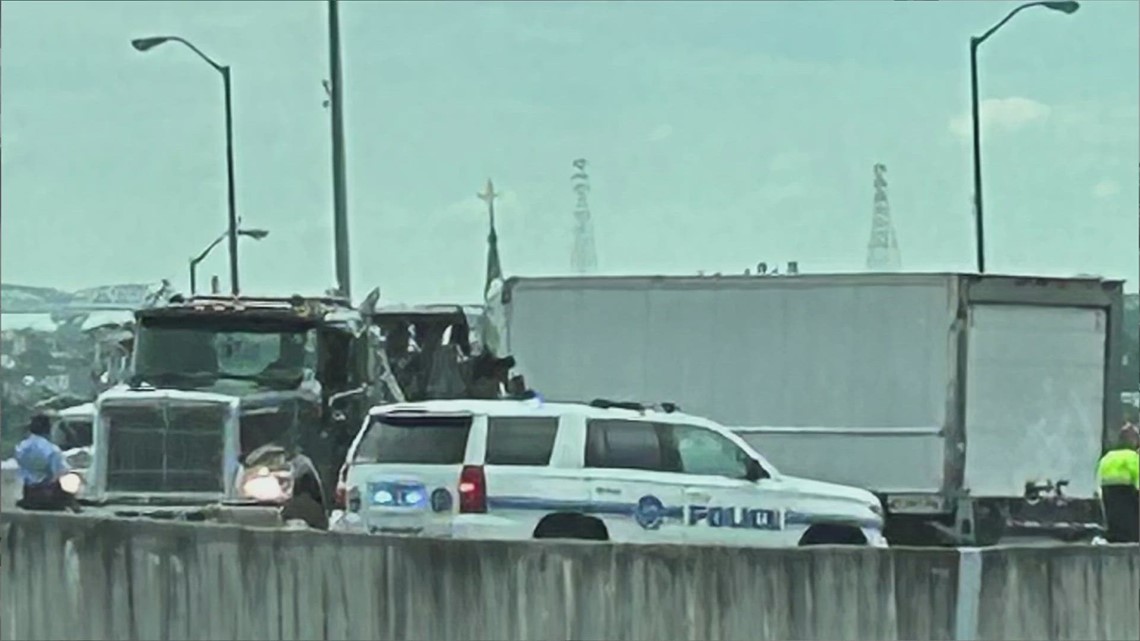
[239,229,269,240]
[130,37,172,52]
[1041,1,1079,14]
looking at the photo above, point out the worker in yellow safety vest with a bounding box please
[1097,422,1139,543]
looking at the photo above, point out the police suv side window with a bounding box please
[584,419,673,472]
[485,417,559,466]
[669,424,751,479]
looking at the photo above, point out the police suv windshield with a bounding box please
[131,318,318,391]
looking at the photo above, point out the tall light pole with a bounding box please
[190,226,268,295]
[131,35,242,296]
[327,0,352,300]
[969,1,1079,274]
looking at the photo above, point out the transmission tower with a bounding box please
[865,163,901,272]
[570,159,598,274]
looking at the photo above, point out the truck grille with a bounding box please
[103,401,229,493]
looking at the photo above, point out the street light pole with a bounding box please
[327,0,352,300]
[189,226,268,295]
[131,35,241,295]
[221,66,240,297]
[970,38,985,274]
[968,1,1079,274]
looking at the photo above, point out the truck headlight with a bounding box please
[59,472,83,495]
[239,466,294,503]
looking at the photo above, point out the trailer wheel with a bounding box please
[282,493,329,530]
[884,515,946,546]
[970,502,1007,546]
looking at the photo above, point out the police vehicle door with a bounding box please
[582,418,688,544]
[666,424,792,547]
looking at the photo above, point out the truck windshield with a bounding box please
[132,319,318,391]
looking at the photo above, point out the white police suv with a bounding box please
[335,398,886,547]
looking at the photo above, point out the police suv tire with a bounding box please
[282,494,329,530]
[798,523,867,546]
[533,514,609,541]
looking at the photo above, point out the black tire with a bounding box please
[533,514,609,541]
[884,515,946,546]
[798,524,867,546]
[971,503,1008,547]
[282,494,329,530]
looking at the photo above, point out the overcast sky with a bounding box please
[2,0,1137,302]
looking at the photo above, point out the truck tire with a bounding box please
[884,515,947,546]
[970,502,1007,546]
[282,494,329,530]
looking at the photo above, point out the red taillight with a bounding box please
[334,463,348,509]
[458,465,486,514]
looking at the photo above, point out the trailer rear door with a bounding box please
[962,304,1106,499]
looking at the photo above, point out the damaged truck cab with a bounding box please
[84,294,382,528]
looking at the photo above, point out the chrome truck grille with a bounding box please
[103,401,228,493]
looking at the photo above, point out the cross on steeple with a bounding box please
[477,178,500,231]
[477,178,503,298]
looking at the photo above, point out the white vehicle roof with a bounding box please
[370,398,715,425]
[364,398,783,476]
[58,403,96,419]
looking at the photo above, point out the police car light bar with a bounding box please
[589,399,682,414]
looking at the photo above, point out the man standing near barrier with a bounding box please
[13,413,73,511]
[1097,422,1139,543]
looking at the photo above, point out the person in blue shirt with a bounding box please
[14,413,72,511]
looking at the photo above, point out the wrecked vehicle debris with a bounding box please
[371,303,516,402]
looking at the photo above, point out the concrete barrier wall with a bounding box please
[0,513,1135,641]
[974,546,1140,641]
[0,467,20,511]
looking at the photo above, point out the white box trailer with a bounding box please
[486,273,1125,545]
